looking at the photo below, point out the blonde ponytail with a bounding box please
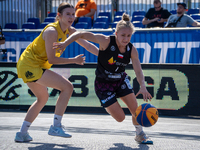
[115,13,135,34]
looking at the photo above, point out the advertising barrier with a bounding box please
[0,63,200,116]
[1,28,200,64]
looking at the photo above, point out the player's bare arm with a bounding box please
[53,31,109,51]
[69,27,99,56]
[43,27,85,65]
[131,46,152,101]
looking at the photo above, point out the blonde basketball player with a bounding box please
[54,13,153,144]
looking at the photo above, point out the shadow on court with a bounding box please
[0,111,200,150]
[27,142,83,150]
[108,143,150,150]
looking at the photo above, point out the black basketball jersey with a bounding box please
[96,35,133,81]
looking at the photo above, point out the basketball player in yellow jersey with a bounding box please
[15,2,99,142]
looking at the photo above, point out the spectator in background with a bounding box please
[142,0,171,28]
[0,25,5,45]
[74,0,97,25]
[165,2,200,27]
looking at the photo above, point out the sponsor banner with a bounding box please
[0,63,200,116]
[1,29,200,63]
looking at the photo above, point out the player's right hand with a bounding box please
[74,54,86,65]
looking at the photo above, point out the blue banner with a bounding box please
[1,28,200,64]
[133,29,200,64]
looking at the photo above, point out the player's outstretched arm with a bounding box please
[53,31,106,52]
[131,46,152,102]
[75,39,99,56]
[65,27,99,56]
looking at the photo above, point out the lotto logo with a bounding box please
[134,42,200,63]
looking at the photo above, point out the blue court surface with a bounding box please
[0,110,200,150]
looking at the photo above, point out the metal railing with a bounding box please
[50,0,112,20]
[118,0,200,17]
[0,0,199,29]
[0,0,37,29]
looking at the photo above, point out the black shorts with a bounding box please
[95,75,134,108]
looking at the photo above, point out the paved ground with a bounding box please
[0,110,200,150]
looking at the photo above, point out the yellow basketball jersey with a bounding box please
[17,21,69,69]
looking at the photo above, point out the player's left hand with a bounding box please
[135,86,152,102]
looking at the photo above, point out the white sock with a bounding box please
[135,125,143,135]
[53,114,62,127]
[20,121,31,133]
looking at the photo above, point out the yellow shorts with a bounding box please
[17,62,45,83]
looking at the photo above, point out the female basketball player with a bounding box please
[15,2,99,142]
[53,13,153,144]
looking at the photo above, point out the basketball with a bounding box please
[135,103,159,127]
